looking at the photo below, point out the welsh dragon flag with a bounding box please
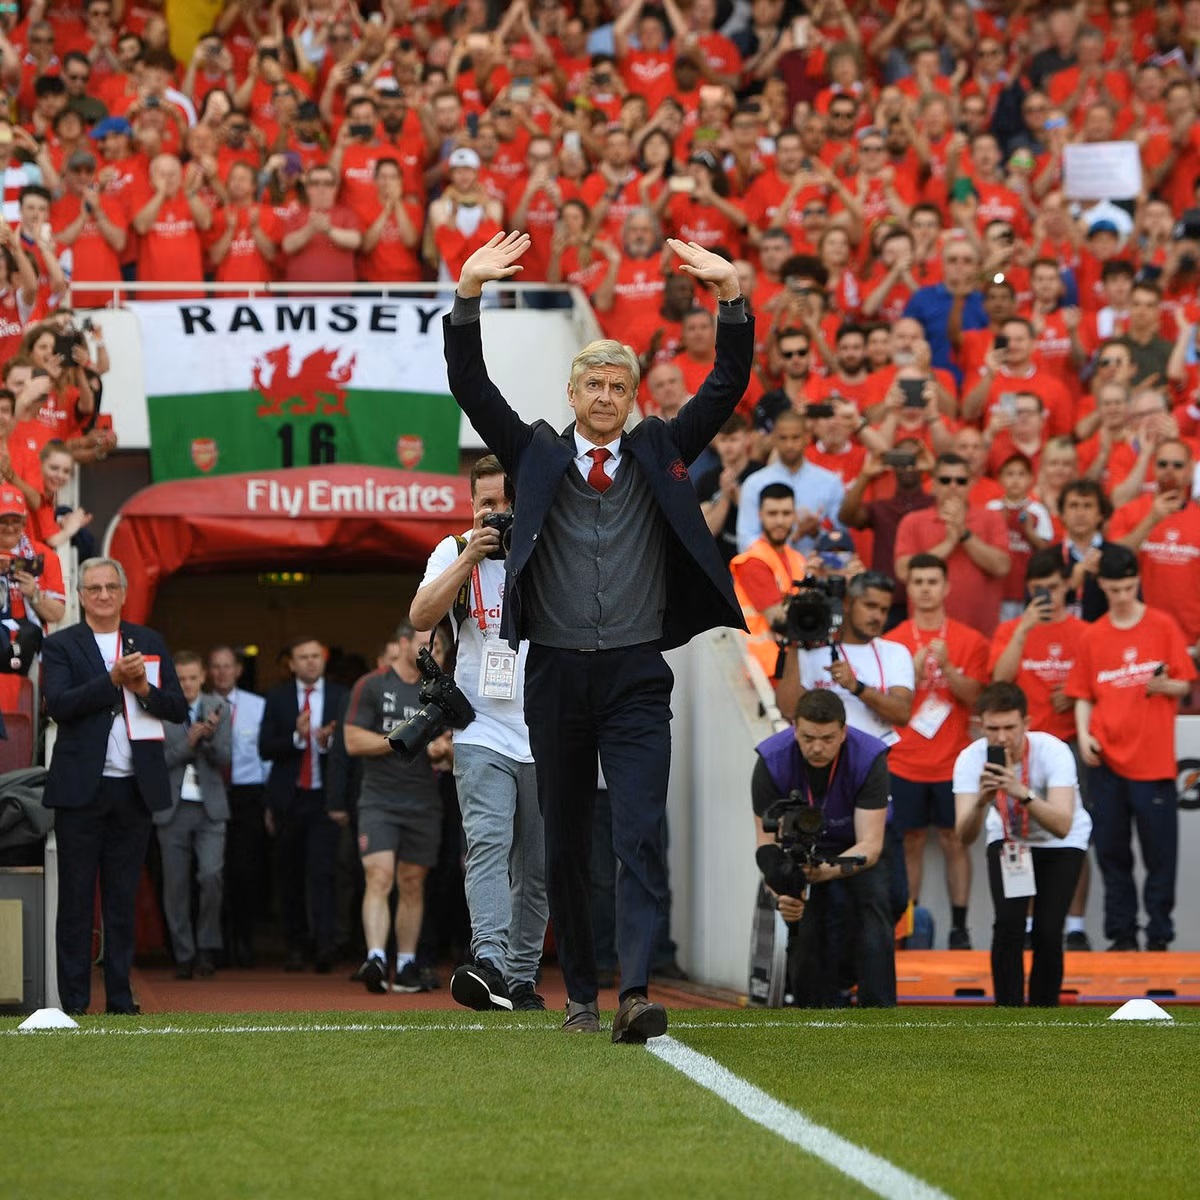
[132,297,462,481]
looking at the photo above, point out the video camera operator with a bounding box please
[776,569,915,740]
[409,455,548,1014]
[752,690,896,1008]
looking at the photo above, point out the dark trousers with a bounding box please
[785,844,897,1008]
[223,784,267,960]
[277,788,339,958]
[54,776,152,1012]
[525,642,673,1003]
[987,842,1084,1007]
[1088,765,1177,944]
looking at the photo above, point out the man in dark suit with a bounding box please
[259,635,348,971]
[157,649,232,980]
[444,231,753,1042]
[42,556,188,1015]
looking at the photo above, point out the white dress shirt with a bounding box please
[572,430,623,483]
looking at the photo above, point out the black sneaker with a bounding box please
[509,982,546,1011]
[450,958,513,1011]
[359,956,387,994]
[1108,937,1139,952]
[948,928,972,951]
[1065,931,1092,952]
[392,961,430,994]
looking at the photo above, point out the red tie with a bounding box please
[299,685,315,789]
[587,447,613,494]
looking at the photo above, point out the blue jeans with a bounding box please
[453,743,548,986]
[1088,765,1177,945]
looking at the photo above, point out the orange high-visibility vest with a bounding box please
[730,538,808,683]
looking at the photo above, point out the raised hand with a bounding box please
[666,238,740,301]
[458,230,532,297]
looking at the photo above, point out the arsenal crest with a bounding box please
[668,458,688,480]
[397,434,424,469]
[191,438,218,472]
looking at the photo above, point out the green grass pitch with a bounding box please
[3,1007,1199,1199]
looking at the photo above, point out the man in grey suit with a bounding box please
[157,649,232,979]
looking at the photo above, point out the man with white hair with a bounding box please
[131,153,210,298]
[443,230,753,1042]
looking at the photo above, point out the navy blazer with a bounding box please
[443,311,756,651]
[42,620,188,812]
[259,678,349,812]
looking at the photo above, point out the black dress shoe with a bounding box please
[105,1003,141,1015]
[1108,937,1139,952]
[195,952,216,978]
[175,960,194,980]
[611,993,667,1044]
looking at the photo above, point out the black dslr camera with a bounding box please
[756,791,866,899]
[773,575,845,649]
[480,510,514,560]
[386,648,476,762]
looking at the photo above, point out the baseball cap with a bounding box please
[752,392,792,435]
[0,486,26,517]
[89,116,132,140]
[67,149,97,171]
[689,149,718,171]
[448,147,481,170]
[816,529,856,557]
[1087,219,1120,237]
[1098,544,1138,580]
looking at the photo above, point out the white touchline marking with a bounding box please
[3,1016,1195,1037]
[647,1035,953,1200]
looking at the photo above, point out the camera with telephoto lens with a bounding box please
[480,510,514,560]
[386,648,476,762]
[755,792,866,898]
[773,575,845,649]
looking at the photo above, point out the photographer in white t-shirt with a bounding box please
[411,455,547,1015]
[953,681,1092,1009]
[778,569,916,744]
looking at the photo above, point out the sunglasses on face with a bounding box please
[937,475,970,486]
[1157,459,1188,469]
[779,348,809,358]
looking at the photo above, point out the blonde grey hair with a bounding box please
[569,340,641,394]
[78,556,128,591]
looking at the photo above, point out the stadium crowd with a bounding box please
[2,0,1200,1000]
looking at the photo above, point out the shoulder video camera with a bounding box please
[386,647,475,762]
[772,575,845,649]
[756,791,866,899]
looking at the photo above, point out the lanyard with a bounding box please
[470,565,491,635]
[995,741,1031,842]
[839,640,886,692]
[801,747,841,810]
[913,622,946,688]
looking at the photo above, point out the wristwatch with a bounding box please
[1018,789,1036,806]
[958,529,972,544]
[718,294,744,307]
[852,679,866,697]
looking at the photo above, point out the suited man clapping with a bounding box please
[157,650,232,980]
[42,556,187,1015]
[259,635,347,972]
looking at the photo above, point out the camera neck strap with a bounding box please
[995,740,1031,842]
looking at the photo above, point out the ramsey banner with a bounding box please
[132,297,460,481]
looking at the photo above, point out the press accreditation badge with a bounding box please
[1000,840,1036,899]
[479,643,517,700]
[910,695,952,740]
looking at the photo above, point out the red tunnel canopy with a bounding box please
[106,465,474,623]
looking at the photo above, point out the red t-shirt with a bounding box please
[50,192,128,308]
[281,204,361,283]
[207,203,283,285]
[989,615,1088,743]
[595,255,665,353]
[894,506,1010,635]
[885,617,989,782]
[134,192,205,295]
[354,197,425,284]
[1107,495,1200,643]
[1065,606,1196,779]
